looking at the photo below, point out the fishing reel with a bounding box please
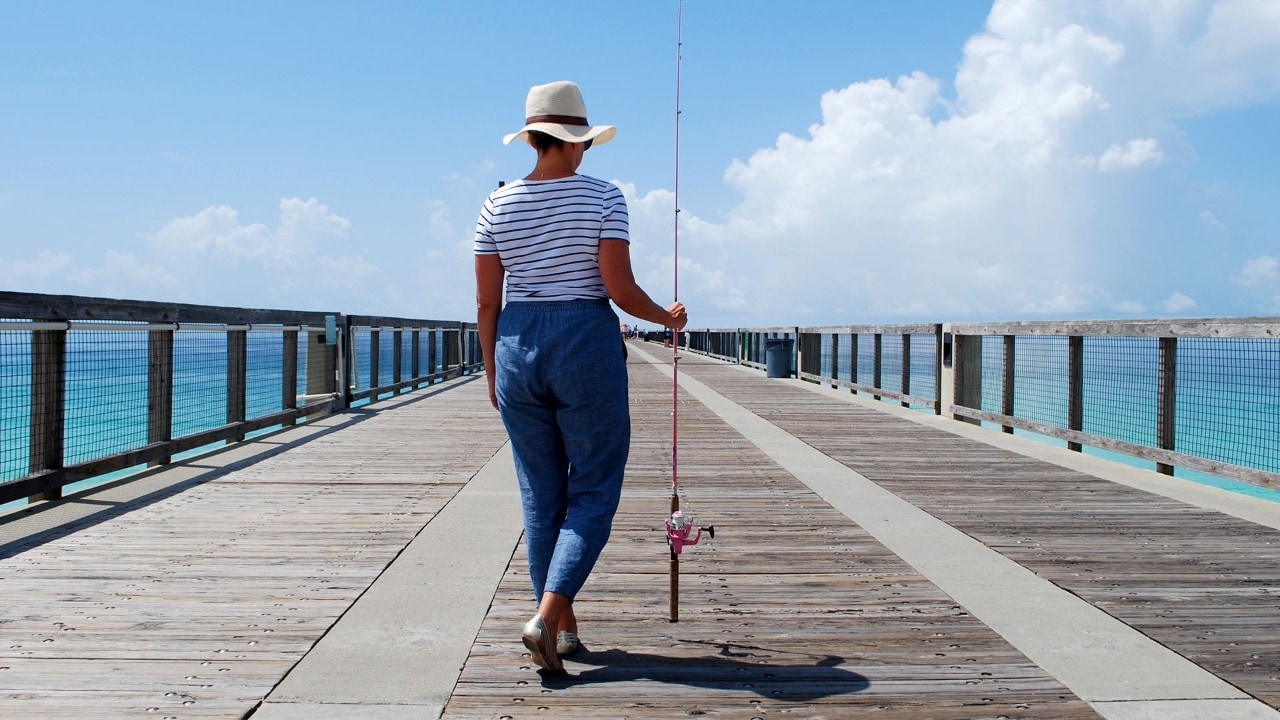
[665,510,714,560]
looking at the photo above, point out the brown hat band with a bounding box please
[525,114,588,126]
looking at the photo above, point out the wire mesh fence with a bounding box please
[688,320,1277,488]
[1,328,32,484]
[1,294,480,506]
[949,321,1280,487]
[1177,337,1280,473]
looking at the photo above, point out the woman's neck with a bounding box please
[526,147,577,181]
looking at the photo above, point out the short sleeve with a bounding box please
[601,183,629,243]
[474,196,498,255]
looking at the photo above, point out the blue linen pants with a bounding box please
[494,299,630,603]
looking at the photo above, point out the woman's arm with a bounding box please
[599,239,687,329]
[475,254,505,409]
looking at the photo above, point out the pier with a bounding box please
[3,340,1279,719]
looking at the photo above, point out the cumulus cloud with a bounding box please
[142,198,370,308]
[1082,137,1164,172]
[0,250,74,294]
[1162,291,1197,313]
[1234,255,1279,287]
[658,0,1280,325]
[2,198,377,310]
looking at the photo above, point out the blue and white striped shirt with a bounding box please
[474,175,630,302]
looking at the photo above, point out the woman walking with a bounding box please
[474,80,688,674]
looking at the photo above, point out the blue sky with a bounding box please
[2,1,1277,329]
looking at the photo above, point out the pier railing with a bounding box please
[684,318,1280,490]
[0,291,479,507]
[685,325,942,411]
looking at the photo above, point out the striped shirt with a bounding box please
[474,174,629,302]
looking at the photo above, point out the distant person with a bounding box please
[474,80,688,675]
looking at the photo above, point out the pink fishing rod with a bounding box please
[665,0,713,624]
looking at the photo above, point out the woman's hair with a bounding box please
[528,131,565,153]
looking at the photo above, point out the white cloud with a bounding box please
[1085,137,1164,172]
[1162,291,1198,313]
[656,0,1280,325]
[1199,210,1227,231]
[0,250,73,292]
[1234,255,1279,287]
[68,250,180,297]
[1,198,379,310]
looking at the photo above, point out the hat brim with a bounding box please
[503,122,616,146]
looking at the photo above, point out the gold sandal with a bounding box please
[521,615,563,672]
[555,630,580,657]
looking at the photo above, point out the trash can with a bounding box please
[765,338,794,378]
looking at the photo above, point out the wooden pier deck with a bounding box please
[1,341,1278,719]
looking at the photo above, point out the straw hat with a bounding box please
[503,81,617,146]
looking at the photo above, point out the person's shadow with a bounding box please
[539,639,870,701]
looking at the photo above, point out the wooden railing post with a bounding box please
[849,333,859,396]
[393,329,403,395]
[411,329,421,387]
[148,328,174,463]
[933,324,943,415]
[29,327,67,502]
[953,333,982,425]
[1002,335,1015,434]
[873,333,883,401]
[369,329,381,397]
[1157,336,1177,474]
[443,329,457,374]
[831,333,840,389]
[900,334,912,408]
[792,328,799,377]
[227,329,247,442]
[428,329,438,383]
[281,330,298,426]
[1068,335,1084,452]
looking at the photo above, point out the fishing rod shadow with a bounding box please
[544,640,870,700]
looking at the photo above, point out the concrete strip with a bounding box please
[1092,699,1280,720]
[787,376,1280,531]
[251,704,435,720]
[256,441,523,720]
[630,345,1277,718]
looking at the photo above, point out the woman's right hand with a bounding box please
[666,302,688,330]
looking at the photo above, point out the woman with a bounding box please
[474,80,688,675]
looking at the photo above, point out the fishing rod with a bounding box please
[664,0,713,624]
